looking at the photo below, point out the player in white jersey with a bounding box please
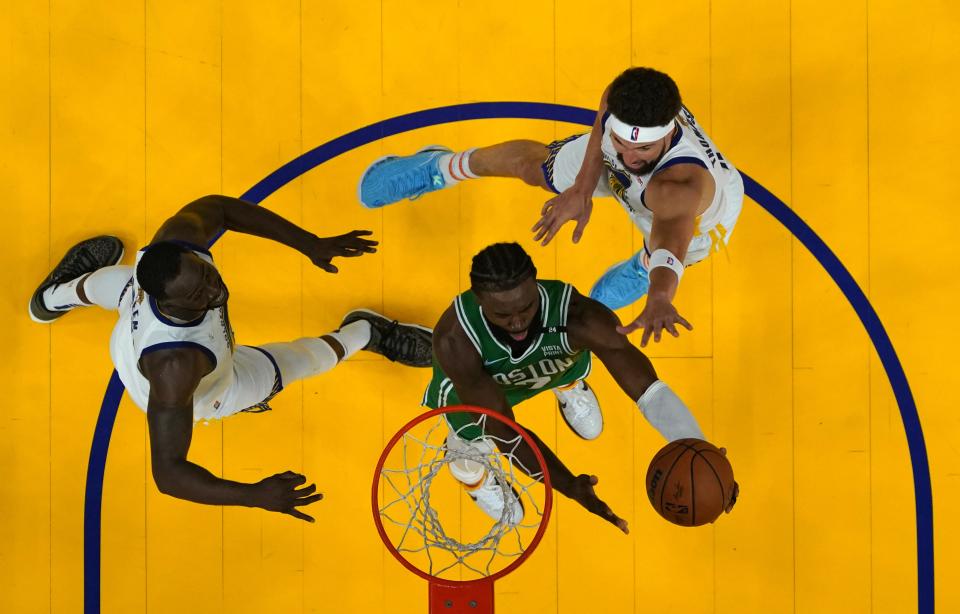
[358,67,744,346]
[29,195,433,522]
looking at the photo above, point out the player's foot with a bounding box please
[339,308,433,367]
[358,146,453,208]
[465,469,525,527]
[588,251,650,310]
[29,236,124,324]
[553,379,603,440]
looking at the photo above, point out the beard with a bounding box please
[618,147,667,175]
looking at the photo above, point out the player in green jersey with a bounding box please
[425,242,735,533]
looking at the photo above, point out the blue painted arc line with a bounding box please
[84,102,933,613]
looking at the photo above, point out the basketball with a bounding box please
[645,438,735,527]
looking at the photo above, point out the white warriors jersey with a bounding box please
[108,243,238,421]
[600,106,742,265]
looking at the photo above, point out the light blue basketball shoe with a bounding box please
[358,146,453,208]
[589,251,650,311]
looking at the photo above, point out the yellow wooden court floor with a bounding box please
[2,1,959,612]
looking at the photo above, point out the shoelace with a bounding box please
[56,247,100,282]
[387,160,441,201]
[562,387,594,421]
[379,321,430,363]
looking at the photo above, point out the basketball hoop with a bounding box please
[372,406,553,613]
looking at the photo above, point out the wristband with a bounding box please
[648,248,685,281]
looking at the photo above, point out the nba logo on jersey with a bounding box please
[630,126,640,140]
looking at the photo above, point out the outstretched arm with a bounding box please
[532,84,611,246]
[617,165,713,344]
[151,194,378,273]
[569,291,738,514]
[142,348,322,521]
[433,307,628,533]
[567,290,705,442]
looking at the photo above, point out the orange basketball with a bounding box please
[645,438,735,527]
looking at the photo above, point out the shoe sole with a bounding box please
[28,245,125,324]
[357,145,452,209]
[555,380,603,441]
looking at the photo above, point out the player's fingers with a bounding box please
[293,493,324,506]
[571,217,590,244]
[343,241,378,252]
[677,315,693,331]
[284,473,307,486]
[540,228,558,247]
[653,325,663,343]
[540,218,566,246]
[276,470,300,479]
[348,229,375,237]
[639,325,652,347]
[666,322,679,337]
[294,483,317,497]
[286,508,315,523]
[541,197,557,216]
[319,263,339,273]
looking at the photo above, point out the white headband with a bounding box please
[607,113,675,143]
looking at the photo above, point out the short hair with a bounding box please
[470,242,537,293]
[607,67,682,127]
[136,241,191,299]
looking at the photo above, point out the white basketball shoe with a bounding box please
[553,380,604,440]
[465,470,525,527]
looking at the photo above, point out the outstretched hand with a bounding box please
[617,297,692,347]
[531,187,593,246]
[253,470,323,522]
[307,230,378,273]
[567,474,629,534]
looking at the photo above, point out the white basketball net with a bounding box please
[377,413,548,580]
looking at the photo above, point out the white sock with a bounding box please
[82,265,134,311]
[259,337,340,384]
[42,275,93,311]
[637,380,706,442]
[327,319,372,358]
[438,149,479,184]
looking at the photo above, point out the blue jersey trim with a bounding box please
[140,341,217,371]
[246,345,285,391]
[148,296,206,327]
[668,121,682,148]
[85,102,933,614]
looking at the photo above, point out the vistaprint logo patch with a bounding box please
[541,344,564,356]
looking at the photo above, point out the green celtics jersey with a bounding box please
[423,280,592,419]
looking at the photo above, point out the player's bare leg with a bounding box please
[358,140,551,208]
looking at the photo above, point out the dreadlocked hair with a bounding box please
[607,67,682,127]
[136,241,191,299]
[470,242,537,293]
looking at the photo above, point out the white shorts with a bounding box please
[112,340,283,421]
[214,345,283,417]
[541,133,613,197]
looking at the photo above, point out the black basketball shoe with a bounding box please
[339,308,433,367]
[29,236,124,323]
